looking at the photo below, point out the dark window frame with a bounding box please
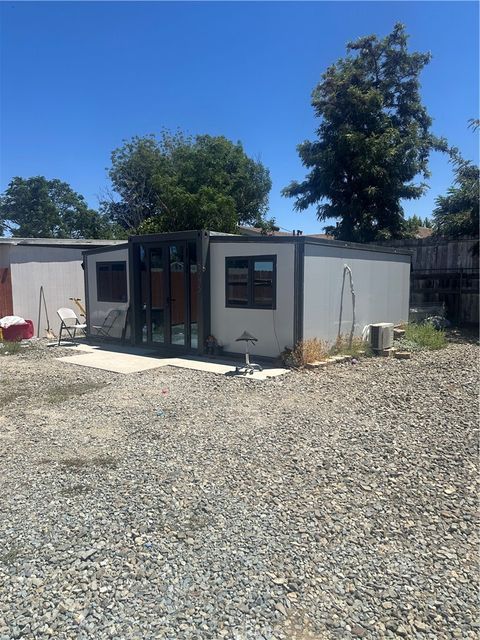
[225,255,277,309]
[96,261,128,303]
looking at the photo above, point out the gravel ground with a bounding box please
[0,341,478,640]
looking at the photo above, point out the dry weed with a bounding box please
[290,338,330,367]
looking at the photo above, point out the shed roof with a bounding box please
[79,229,411,257]
[0,237,125,249]
[210,231,412,256]
[415,226,434,239]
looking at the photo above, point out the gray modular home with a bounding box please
[83,230,411,358]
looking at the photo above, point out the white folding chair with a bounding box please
[92,309,122,341]
[57,307,87,345]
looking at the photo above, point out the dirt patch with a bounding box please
[46,382,108,404]
[60,483,91,496]
[0,391,19,408]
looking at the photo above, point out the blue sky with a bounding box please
[1,1,478,234]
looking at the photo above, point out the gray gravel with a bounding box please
[0,341,478,639]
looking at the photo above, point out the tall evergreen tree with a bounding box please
[283,23,447,242]
[433,149,479,239]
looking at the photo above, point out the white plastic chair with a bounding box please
[57,308,87,345]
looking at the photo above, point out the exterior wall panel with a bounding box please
[10,246,87,336]
[210,242,295,358]
[85,247,130,339]
[303,243,410,345]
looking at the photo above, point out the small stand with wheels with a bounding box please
[234,331,263,375]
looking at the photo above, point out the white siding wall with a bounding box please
[10,246,86,336]
[85,247,130,339]
[210,242,295,358]
[303,243,411,345]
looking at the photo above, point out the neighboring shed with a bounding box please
[84,230,410,359]
[0,238,125,337]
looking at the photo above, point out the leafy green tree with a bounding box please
[283,23,447,242]
[102,131,273,233]
[0,176,114,238]
[403,214,423,237]
[137,186,238,235]
[433,149,479,238]
[101,134,171,231]
[400,214,433,237]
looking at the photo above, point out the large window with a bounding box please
[225,255,276,309]
[96,261,127,303]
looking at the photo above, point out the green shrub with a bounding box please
[404,323,447,350]
[394,337,423,353]
[331,335,372,358]
[0,340,22,356]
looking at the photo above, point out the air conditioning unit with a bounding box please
[370,323,394,351]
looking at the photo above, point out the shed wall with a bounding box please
[9,246,86,336]
[303,244,410,345]
[210,242,295,358]
[85,247,130,339]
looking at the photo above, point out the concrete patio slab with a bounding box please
[57,347,289,378]
[50,341,157,356]
[58,351,173,374]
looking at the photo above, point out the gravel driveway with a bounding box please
[0,341,478,640]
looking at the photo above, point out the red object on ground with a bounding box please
[2,320,34,341]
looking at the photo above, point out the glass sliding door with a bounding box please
[139,245,148,343]
[150,247,166,343]
[137,239,198,350]
[188,241,198,349]
[168,244,186,346]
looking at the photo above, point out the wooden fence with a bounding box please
[0,267,13,317]
[375,237,479,324]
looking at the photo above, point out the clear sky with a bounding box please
[1,1,478,234]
